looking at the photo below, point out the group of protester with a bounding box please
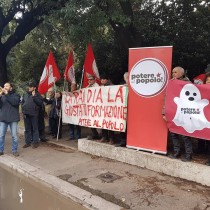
[0,72,128,157]
[1,67,210,166]
[0,81,62,156]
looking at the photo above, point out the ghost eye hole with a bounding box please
[185,91,190,96]
[193,93,197,96]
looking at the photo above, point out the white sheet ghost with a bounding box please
[173,84,210,133]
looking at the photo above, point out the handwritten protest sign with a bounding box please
[62,85,128,132]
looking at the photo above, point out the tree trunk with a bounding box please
[0,51,7,86]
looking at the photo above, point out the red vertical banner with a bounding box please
[127,46,173,154]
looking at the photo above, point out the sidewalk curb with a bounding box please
[47,140,78,151]
[78,139,210,187]
[18,127,77,151]
[0,155,125,210]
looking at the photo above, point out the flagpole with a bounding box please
[52,78,60,141]
[79,66,84,89]
[53,78,57,106]
[56,109,62,142]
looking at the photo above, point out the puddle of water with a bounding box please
[0,166,88,210]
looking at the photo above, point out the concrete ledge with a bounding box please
[78,139,210,187]
[0,155,124,210]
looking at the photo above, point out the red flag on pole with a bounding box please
[38,51,61,94]
[83,43,100,87]
[64,51,76,84]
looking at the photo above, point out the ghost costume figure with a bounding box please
[173,84,210,133]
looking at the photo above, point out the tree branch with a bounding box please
[4,17,43,56]
[2,0,69,56]
[0,1,22,39]
[119,0,133,21]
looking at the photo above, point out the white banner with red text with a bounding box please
[62,85,128,132]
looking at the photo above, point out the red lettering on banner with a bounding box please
[102,119,124,131]
[87,105,92,116]
[123,107,127,120]
[87,88,103,103]
[93,89,96,102]
[95,88,103,103]
[87,89,92,103]
[77,90,85,104]
[81,104,87,116]
[64,105,70,116]
[115,86,124,103]
[103,105,127,120]
[64,94,73,104]
[108,86,124,103]
[108,88,114,102]
[78,118,91,126]
[120,123,124,131]
[93,120,101,128]
[62,86,127,132]
[64,105,74,116]
[96,105,102,117]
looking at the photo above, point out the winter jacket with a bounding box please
[22,91,43,116]
[0,90,20,122]
[43,97,62,119]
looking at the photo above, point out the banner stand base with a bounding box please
[126,145,167,155]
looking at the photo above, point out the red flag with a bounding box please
[193,73,205,84]
[165,79,210,140]
[83,43,100,87]
[38,51,61,94]
[64,51,76,84]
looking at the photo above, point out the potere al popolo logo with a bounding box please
[129,58,169,97]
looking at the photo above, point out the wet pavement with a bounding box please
[2,128,210,210]
[0,165,88,210]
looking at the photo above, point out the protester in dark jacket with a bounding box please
[163,66,193,162]
[0,82,20,156]
[22,82,43,148]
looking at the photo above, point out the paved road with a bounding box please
[3,132,210,210]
